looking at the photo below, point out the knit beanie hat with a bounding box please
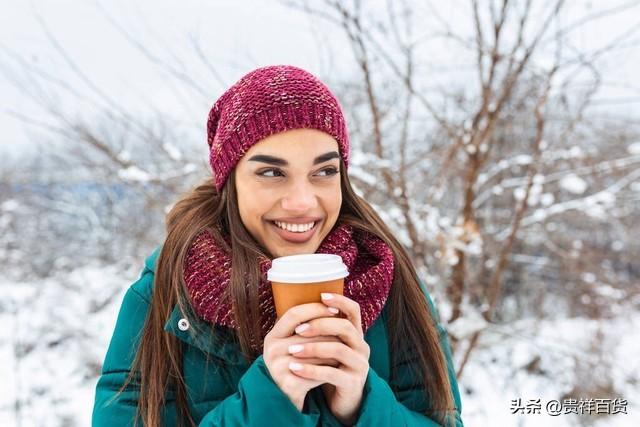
[206,65,350,191]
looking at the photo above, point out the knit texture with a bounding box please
[206,65,350,191]
[183,223,395,350]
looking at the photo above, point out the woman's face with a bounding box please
[234,128,343,258]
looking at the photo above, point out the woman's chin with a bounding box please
[270,244,317,258]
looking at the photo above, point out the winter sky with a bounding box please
[1,0,639,158]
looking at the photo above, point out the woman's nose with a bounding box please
[281,181,318,211]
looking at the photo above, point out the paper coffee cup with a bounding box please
[267,254,349,318]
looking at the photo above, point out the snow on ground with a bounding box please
[0,264,138,427]
[459,311,639,426]
[1,265,638,426]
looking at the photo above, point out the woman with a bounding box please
[92,65,464,426]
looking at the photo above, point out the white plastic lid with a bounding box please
[267,253,349,283]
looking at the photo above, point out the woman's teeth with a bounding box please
[274,221,315,233]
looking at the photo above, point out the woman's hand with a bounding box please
[263,303,342,411]
[288,293,370,425]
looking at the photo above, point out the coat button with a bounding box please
[178,318,190,331]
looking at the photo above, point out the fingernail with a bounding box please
[321,293,334,300]
[288,344,304,354]
[289,362,303,371]
[328,307,340,314]
[295,323,309,334]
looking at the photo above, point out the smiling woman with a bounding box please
[235,129,342,257]
[92,65,464,427]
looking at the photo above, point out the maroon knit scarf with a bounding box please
[183,223,395,348]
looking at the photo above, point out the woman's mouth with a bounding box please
[268,220,320,244]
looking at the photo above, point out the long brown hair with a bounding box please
[112,159,457,426]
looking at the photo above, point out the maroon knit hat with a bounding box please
[206,65,350,191]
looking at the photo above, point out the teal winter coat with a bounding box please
[92,248,464,426]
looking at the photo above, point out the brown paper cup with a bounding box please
[267,254,349,319]
[271,278,344,318]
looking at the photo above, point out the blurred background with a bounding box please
[1,1,639,426]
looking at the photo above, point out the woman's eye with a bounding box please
[317,167,339,177]
[256,167,339,178]
[257,168,284,178]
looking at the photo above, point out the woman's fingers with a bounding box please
[289,361,363,390]
[294,317,370,357]
[288,341,368,369]
[268,334,341,363]
[269,302,340,339]
[301,357,341,367]
[287,340,371,404]
[320,293,363,336]
[295,335,342,366]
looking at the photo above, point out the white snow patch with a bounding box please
[569,146,584,158]
[560,174,588,194]
[514,187,527,201]
[626,142,640,155]
[611,241,624,251]
[1,199,19,211]
[162,143,182,161]
[448,309,489,339]
[540,193,554,206]
[117,150,131,163]
[118,165,151,182]
[183,163,197,173]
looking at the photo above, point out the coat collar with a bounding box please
[163,301,248,366]
[146,246,247,367]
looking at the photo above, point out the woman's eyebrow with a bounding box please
[248,151,340,166]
